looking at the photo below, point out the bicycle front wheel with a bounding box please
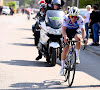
[68,51,76,87]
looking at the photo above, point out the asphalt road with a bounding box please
[0,14,100,90]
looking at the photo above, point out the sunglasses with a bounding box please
[70,15,78,18]
[54,4,58,6]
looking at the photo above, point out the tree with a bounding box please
[8,1,16,13]
[79,0,100,9]
[18,0,35,8]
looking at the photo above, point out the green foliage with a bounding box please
[79,0,100,9]
[8,1,17,14]
[4,3,8,6]
[19,0,35,7]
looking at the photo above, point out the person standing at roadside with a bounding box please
[89,4,100,46]
[66,6,70,14]
[83,5,92,40]
[10,7,14,15]
[0,6,3,15]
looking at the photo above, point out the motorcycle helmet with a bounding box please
[39,3,47,10]
[69,6,79,16]
[38,0,47,4]
[51,0,61,5]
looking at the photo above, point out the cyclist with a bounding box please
[25,8,31,20]
[60,6,87,76]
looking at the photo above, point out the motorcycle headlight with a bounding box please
[47,27,62,35]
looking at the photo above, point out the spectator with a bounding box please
[22,8,24,14]
[10,7,14,15]
[83,5,92,40]
[89,4,100,46]
[65,6,70,15]
[0,6,3,15]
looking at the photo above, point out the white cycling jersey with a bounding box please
[62,14,84,30]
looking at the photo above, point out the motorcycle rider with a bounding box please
[35,0,64,60]
[35,0,47,20]
[45,0,64,10]
[60,6,87,76]
[33,1,47,46]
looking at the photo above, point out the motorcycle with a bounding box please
[38,10,64,66]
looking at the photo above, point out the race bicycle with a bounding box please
[63,39,86,87]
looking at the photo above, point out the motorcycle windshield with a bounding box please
[46,10,64,29]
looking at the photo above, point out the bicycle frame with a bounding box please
[63,39,86,87]
[64,40,76,68]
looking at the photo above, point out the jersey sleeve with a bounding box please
[62,15,68,27]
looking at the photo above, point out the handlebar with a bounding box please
[63,39,87,50]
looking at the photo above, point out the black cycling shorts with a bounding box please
[66,28,81,40]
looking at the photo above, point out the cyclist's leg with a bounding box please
[60,45,69,76]
[60,29,72,75]
[75,34,82,49]
[61,45,69,66]
[74,34,82,64]
[61,29,72,68]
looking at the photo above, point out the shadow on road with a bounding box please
[10,43,35,47]
[18,28,32,31]
[1,79,68,90]
[23,37,35,39]
[0,60,51,67]
[1,80,100,90]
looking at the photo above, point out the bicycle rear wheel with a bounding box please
[68,51,76,87]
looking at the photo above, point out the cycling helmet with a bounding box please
[69,6,79,16]
[40,3,47,9]
[51,0,61,5]
[38,0,47,4]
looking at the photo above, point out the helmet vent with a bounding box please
[73,9,75,13]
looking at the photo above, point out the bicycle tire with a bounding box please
[64,56,69,82]
[64,68,68,82]
[68,51,76,87]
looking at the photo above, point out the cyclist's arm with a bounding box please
[81,28,86,40]
[62,26,68,44]
[62,26,67,39]
[81,28,88,45]
[78,16,86,39]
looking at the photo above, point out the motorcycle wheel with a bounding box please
[50,48,57,66]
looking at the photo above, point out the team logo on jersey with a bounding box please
[64,18,67,22]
